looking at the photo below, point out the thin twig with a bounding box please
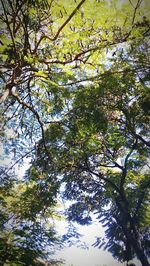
[5,147,35,175]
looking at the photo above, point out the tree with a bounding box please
[0,0,150,265]
[30,39,150,265]
[0,166,64,265]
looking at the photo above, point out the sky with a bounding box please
[53,217,141,266]
[54,220,122,266]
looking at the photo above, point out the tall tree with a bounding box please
[0,0,150,265]
[30,40,150,265]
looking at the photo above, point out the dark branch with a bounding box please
[11,92,51,160]
[34,0,86,52]
[134,178,150,217]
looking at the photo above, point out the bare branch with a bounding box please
[131,0,143,26]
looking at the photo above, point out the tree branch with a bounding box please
[134,178,150,218]
[34,0,86,52]
[83,157,121,194]
[4,147,35,176]
[11,92,51,160]
[120,139,138,188]
[132,132,150,147]
[0,0,17,58]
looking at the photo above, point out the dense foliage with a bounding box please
[32,40,150,265]
[0,0,150,265]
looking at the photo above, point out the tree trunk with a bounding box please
[115,196,150,266]
[123,226,150,266]
[129,218,150,266]
[131,239,150,266]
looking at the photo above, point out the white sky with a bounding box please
[53,218,141,266]
[54,220,123,266]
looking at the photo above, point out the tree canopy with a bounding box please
[0,0,150,265]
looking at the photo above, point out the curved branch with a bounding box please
[83,157,121,194]
[11,92,51,160]
[52,0,86,41]
[34,0,86,51]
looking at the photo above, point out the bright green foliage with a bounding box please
[0,0,150,266]
[0,169,63,265]
[0,0,149,156]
